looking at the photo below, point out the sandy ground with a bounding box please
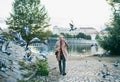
[47,55,120,82]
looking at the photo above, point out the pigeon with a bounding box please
[100,51,110,57]
[103,64,107,67]
[0,61,7,72]
[100,64,110,78]
[19,40,26,47]
[39,51,47,60]
[1,41,11,55]
[69,23,77,31]
[113,60,119,67]
[12,32,21,41]
[98,59,101,62]
[43,39,49,45]
[30,37,41,43]
[24,55,32,62]
[69,20,77,31]
[24,27,30,36]
[100,70,110,78]
[0,36,6,43]
[12,32,26,46]
[98,64,109,78]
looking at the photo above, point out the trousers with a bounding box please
[58,53,66,74]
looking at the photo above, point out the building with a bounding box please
[52,26,98,40]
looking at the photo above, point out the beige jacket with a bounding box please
[55,40,68,61]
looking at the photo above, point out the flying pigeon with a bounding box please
[43,39,49,45]
[24,27,30,36]
[1,41,11,55]
[69,20,77,31]
[30,37,41,43]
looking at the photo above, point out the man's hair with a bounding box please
[59,35,64,38]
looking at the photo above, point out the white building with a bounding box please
[52,26,98,40]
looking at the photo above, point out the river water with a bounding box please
[30,38,104,56]
[47,38,103,56]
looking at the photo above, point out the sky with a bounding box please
[41,0,112,31]
[0,0,111,31]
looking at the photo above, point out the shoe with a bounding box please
[60,72,62,75]
[62,73,66,76]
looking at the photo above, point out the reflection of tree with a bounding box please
[68,44,91,53]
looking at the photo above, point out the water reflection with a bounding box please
[48,38,100,56]
[30,38,102,56]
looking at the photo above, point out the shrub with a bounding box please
[35,57,49,76]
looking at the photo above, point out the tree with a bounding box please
[60,33,74,38]
[75,32,91,40]
[97,0,120,55]
[6,0,50,48]
[95,34,100,40]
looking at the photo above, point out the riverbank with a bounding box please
[47,55,120,82]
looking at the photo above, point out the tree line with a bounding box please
[50,32,91,40]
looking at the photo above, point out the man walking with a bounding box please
[55,35,68,76]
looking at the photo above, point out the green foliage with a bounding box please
[95,34,100,40]
[60,33,74,38]
[6,0,50,47]
[75,32,91,40]
[35,57,49,76]
[50,33,59,38]
[97,1,120,55]
[0,32,14,40]
[19,57,49,76]
[50,32,91,39]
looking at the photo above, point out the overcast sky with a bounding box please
[0,0,111,30]
[41,0,112,31]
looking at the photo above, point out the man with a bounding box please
[55,35,68,76]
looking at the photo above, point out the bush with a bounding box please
[19,58,49,76]
[35,57,49,76]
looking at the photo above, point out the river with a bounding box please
[30,38,104,56]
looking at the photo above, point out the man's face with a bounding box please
[60,37,64,40]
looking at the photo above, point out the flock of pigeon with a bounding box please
[98,56,120,78]
[0,27,49,62]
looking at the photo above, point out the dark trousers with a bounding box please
[58,53,66,74]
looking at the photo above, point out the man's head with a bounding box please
[59,35,64,40]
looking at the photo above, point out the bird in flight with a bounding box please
[69,20,77,31]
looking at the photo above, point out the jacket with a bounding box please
[55,39,68,61]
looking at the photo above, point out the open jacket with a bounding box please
[55,40,68,61]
